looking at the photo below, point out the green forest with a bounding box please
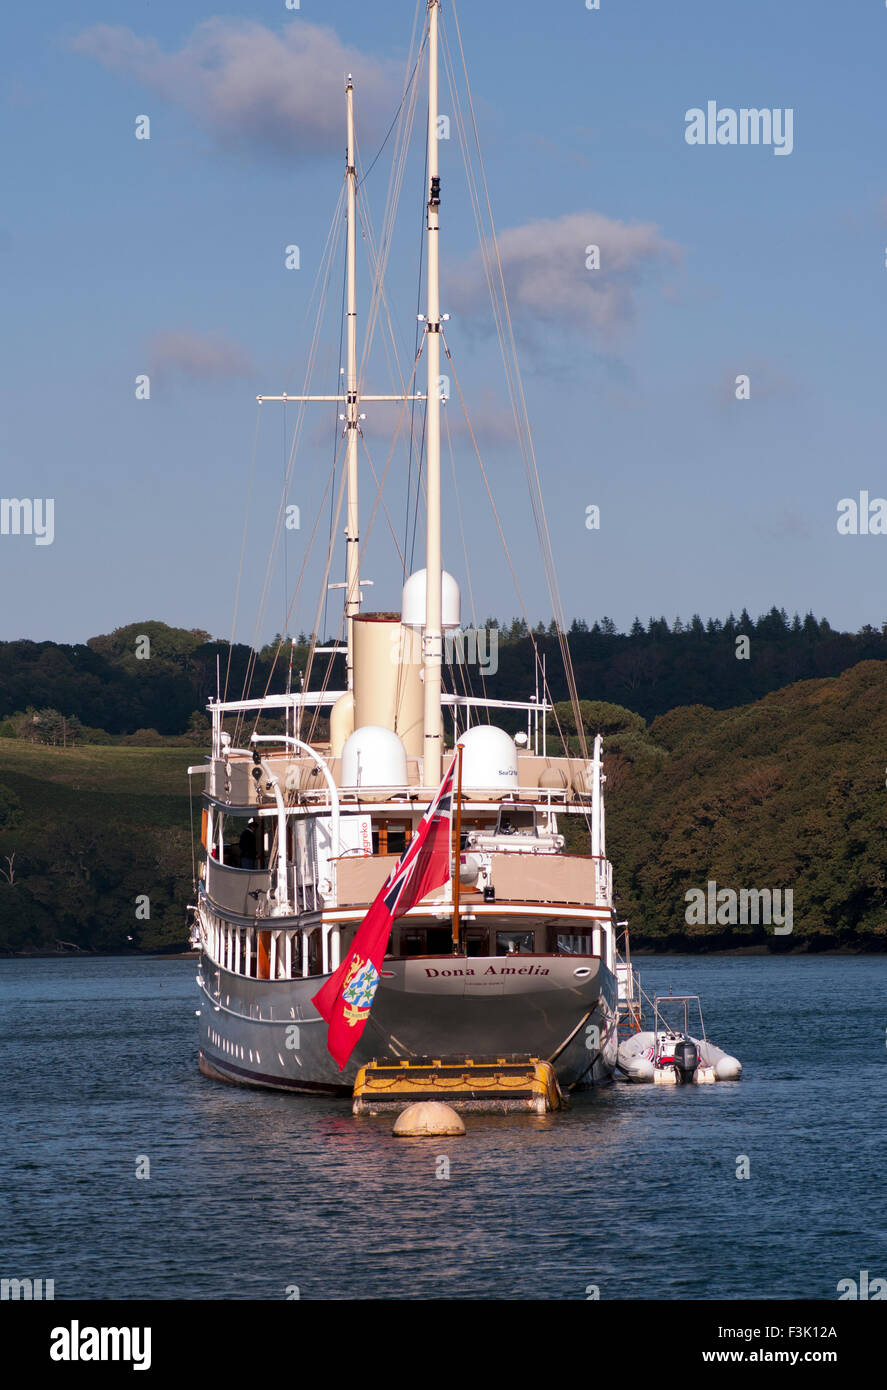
[561,661,887,950]
[1,616,885,953]
[3,608,887,740]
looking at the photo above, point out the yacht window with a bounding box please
[557,933,593,955]
[387,825,407,855]
[496,931,535,955]
[495,806,537,836]
[307,933,320,974]
[426,927,452,954]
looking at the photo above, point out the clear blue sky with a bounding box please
[2,0,886,646]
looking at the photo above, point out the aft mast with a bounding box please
[422,0,443,786]
[344,76,360,691]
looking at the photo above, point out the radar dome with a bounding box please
[458,725,518,791]
[401,569,461,629]
[340,726,408,796]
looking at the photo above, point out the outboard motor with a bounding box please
[672,1037,698,1084]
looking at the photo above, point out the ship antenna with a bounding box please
[422,0,443,785]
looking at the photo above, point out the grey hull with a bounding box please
[197,951,618,1095]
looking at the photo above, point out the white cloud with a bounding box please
[71,19,399,160]
[148,329,255,381]
[443,390,516,449]
[446,210,680,333]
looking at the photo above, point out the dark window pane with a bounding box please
[556,933,593,955]
[426,927,453,954]
[496,931,535,955]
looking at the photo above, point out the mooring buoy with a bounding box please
[392,1101,466,1137]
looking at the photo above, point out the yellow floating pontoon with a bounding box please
[352,1054,566,1116]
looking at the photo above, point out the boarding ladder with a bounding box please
[615,931,645,1042]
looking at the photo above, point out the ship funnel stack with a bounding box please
[352,613,423,759]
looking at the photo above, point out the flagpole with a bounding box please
[451,742,464,954]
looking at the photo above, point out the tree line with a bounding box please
[3,609,887,741]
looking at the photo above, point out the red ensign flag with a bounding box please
[312,758,456,1070]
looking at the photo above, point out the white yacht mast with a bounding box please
[344,75,360,690]
[422,0,443,786]
[591,733,603,858]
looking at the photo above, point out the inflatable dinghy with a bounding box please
[618,1028,742,1084]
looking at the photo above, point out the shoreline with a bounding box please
[0,949,200,961]
[2,943,885,960]
[628,932,887,955]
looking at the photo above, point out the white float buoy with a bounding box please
[392,1101,466,1137]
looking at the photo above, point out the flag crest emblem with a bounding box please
[341,957,380,1025]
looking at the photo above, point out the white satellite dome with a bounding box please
[340,726,408,794]
[401,569,461,629]
[458,724,519,791]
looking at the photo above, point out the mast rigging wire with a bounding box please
[229,180,348,743]
[443,3,590,766]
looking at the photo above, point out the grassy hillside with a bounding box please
[0,745,197,953]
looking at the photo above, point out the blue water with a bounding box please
[1,955,884,1300]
